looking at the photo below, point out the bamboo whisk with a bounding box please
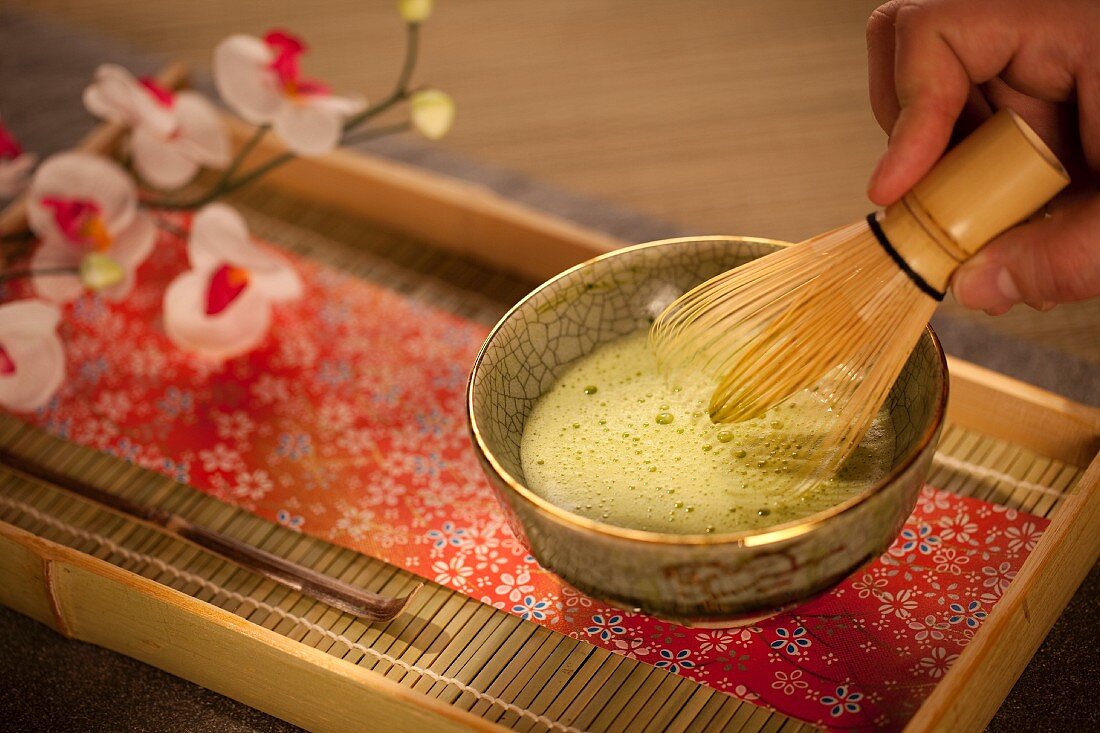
[651,110,1069,488]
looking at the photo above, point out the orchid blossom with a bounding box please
[83,64,230,190]
[0,117,36,198]
[214,30,366,157]
[26,153,156,303]
[163,203,302,361]
[0,300,65,412]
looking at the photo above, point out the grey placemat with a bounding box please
[0,7,1096,733]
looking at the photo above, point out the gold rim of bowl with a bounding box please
[466,235,950,548]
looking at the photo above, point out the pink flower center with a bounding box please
[264,29,330,98]
[0,344,14,376]
[41,197,112,251]
[0,121,21,160]
[206,264,250,315]
[138,77,176,108]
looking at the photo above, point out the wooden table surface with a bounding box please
[8,0,892,240]
[13,0,1099,370]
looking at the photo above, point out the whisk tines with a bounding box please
[650,110,1070,497]
[652,221,937,487]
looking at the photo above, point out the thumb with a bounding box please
[950,195,1100,313]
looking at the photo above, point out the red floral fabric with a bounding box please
[12,224,1047,731]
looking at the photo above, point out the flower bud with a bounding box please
[80,252,125,291]
[398,0,433,23]
[410,89,454,140]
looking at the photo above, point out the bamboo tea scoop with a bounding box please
[1,446,419,622]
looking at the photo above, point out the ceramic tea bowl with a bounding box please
[467,236,947,625]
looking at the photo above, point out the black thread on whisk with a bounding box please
[865,213,945,301]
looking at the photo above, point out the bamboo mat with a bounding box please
[0,187,1089,733]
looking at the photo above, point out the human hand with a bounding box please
[865,0,1100,314]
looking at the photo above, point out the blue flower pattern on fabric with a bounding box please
[513,595,551,621]
[426,522,467,549]
[820,685,863,717]
[898,523,941,554]
[654,648,695,673]
[770,626,811,655]
[948,600,987,628]
[585,614,625,641]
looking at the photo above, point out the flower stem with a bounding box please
[220,123,270,184]
[0,266,79,285]
[343,23,420,131]
[144,23,422,212]
[340,121,412,147]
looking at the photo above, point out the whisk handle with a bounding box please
[876,109,1069,294]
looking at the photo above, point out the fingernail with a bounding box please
[951,265,1021,309]
[994,268,1022,302]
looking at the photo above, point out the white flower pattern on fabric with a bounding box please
[916,647,959,678]
[771,669,810,696]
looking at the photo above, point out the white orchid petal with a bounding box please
[108,212,157,269]
[26,153,137,240]
[0,299,61,338]
[98,211,156,301]
[163,270,273,361]
[309,93,367,117]
[188,203,252,271]
[0,300,65,413]
[186,203,302,301]
[273,102,342,156]
[82,65,140,125]
[0,327,66,413]
[173,92,232,167]
[132,126,200,190]
[84,64,176,137]
[213,35,283,124]
[31,239,84,303]
[249,260,304,302]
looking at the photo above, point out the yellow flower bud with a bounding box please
[410,89,455,141]
[398,0,433,23]
[80,252,125,292]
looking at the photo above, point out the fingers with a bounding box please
[864,0,1088,205]
[866,1,902,133]
[950,195,1100,311]
[868,1,1009,205]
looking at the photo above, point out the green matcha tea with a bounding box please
[520,331,895,533]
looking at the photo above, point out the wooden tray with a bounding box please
[1,75,1098,733]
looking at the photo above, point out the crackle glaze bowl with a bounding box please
[466,236,948,625]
